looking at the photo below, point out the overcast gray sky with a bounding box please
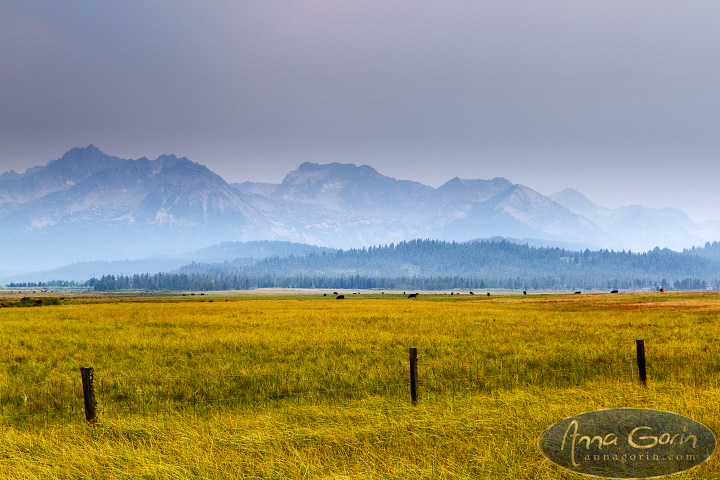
[2,1,719,221]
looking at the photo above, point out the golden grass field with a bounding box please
[2,291,720,479]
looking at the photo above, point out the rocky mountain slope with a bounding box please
[549,188,716,252]
[2,146,718,276]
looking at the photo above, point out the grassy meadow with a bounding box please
[2,291,720,478]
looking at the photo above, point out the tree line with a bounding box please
[84,239,720,292]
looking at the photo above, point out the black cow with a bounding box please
[408,293,418,298]
[610,289,619,294]
[575,291,581,294]
[336,295,345,299]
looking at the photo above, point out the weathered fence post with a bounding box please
[636,340,646,386]
[80,366,97,423]
[409,347,418,404]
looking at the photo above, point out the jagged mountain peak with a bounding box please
[30,144,119,175]
[482,184,568,217]
[76,144,101,154]
[551,187,591,203]
[549,188,614,225]
[550,188,605,211]
[549,189,708,251]
[295,161,378,174]
[0,145,124,204]
[148,154,216,178]
[440,176,512,187]
[282,162,434,190]
[153,153,184,165]
[0,170,21,182]
[283,162,385,187]
[438,176,513,190]
[2,146,720,276]
[435,176,515,204]
[0,147,262,238]
[274,161,432,210]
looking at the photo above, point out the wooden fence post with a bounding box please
[80,366,97,423]
[636,340,646,386]
[409,347,418,405]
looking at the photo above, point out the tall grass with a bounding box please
[2,292,720,478]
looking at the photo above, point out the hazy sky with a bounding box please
[2,1,719,221]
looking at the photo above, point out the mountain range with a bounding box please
[1,145,719,278]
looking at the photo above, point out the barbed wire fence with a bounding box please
[0,376,80,424]
[3,339,720,426]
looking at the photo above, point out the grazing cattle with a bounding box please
[469,291,474,295]
[660,288,665,293]
[333,292,338,295]
[610,289,619,294]
[523,290,527,295]
[575,291,581,294]
[487,292,490,296]
[408,293,418,298]
[336,295,345,299]
[323,293,327,296]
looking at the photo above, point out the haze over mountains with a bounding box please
[1,146,719,278]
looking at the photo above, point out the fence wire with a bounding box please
[93,363,408,418]
[3,354,720,425]
[1,377,82,424]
